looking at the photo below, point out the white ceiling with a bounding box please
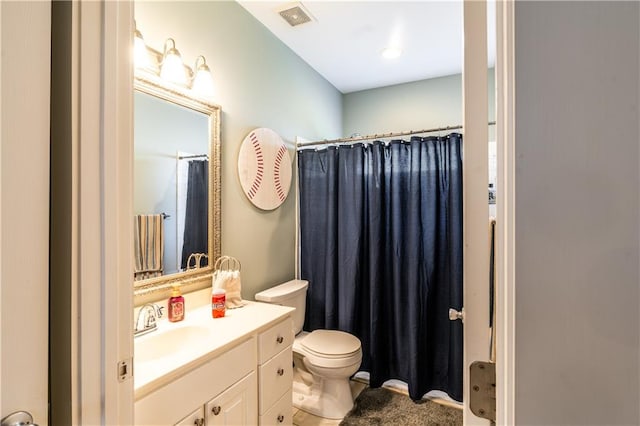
[238,1,496,94]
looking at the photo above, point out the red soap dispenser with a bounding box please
[168,286,185,322]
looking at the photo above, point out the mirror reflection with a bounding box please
[134,91,208,279]
[133,83,219,287]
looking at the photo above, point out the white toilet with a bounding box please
[255,279,362,420]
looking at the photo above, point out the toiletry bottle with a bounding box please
[212,288,226,318]
[168,286,185,322]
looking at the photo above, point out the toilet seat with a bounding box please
[301,330,361,356]
[294,330,362,369]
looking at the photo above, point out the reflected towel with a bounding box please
[213,269,245,309]
[134,214,164,281]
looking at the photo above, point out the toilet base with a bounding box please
[292,375,354,420]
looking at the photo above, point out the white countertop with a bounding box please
[134,298,294,400]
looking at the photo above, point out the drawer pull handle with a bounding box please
[277,368,285,376]
[194,418,205,426]
[212,406,221,416]
[277,414,285,423]
[276,335,284,344]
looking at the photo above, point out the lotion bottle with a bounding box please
[168,286,185,322]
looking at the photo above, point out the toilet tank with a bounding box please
[255,279,308,335]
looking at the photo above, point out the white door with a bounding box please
[462,1,492,425]
[0,1,51,424]
[206,372,257,426]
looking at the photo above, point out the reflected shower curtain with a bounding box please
[298,135,463,401]
[181,160,209,269]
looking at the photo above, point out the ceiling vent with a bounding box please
[278,3,314,27]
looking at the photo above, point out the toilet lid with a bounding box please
[301,330,361,358]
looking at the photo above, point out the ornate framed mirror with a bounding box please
[133,72,221,301]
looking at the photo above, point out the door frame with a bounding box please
[56,1,134,423]
[495,0,516,424]
[463,1,516,424]
[101,1,135,423]
[462,1,491,424]
[92,1,519,424]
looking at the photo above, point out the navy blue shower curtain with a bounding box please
[298,134,463,402]
[181,160,209,270]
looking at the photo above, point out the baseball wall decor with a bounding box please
[238,128,292,210]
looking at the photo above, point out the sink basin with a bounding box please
[135,325,213,363]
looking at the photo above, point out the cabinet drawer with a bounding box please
[259,389,292,426]
[258,318,293,364]
[258,346,292,414]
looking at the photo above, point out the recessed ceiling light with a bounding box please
[381,47,402,59]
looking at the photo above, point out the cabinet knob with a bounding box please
[277,414,285,423]
[276,335,284,344]
[194,418,204,426]
[277,368,285,376]
[212,406,221,416]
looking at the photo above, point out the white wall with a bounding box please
[135,1,342,298]
[514,2,639,424]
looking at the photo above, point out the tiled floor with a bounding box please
[292,380,368,426]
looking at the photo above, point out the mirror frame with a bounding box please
[133,72,221,302]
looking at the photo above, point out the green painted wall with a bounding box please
[135,1,342,299]
[343,69,495,140]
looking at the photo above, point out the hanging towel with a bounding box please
[134,214,164,281]
[212,269,245,309]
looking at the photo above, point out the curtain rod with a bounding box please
[177,154,209,160]
[297,121,496,148]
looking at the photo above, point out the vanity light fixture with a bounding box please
[160,38,189,87]
[191,56,215,98]
[134,26,215,99]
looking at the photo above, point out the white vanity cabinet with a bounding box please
[258,318,294,425]
[134,301,294,426]
[173,372,257,426]
[135,337,257,425]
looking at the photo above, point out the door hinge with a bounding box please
[470,361,496,422]
[117,358,133,382]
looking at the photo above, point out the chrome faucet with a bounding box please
[134,303,164,337]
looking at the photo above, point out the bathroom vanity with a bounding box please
[134,298,294,425]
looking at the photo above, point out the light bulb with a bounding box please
[192,56,214,98]
[160,39,188,86]
[134,30,150,69]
